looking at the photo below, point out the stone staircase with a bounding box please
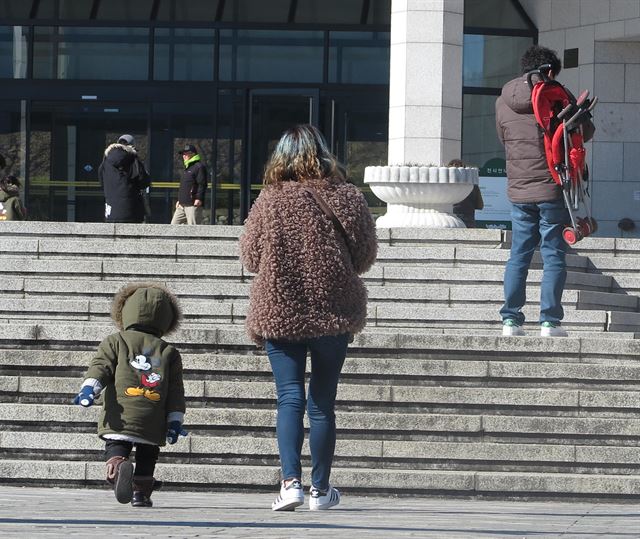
[1,221,640,499]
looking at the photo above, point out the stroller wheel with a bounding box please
[588,217,598,235]
[563,226,581,245]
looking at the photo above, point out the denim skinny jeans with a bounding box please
[266,333,349,491]
[500,198,569,325]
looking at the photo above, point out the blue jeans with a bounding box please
[266,334,349,491]
[500,199,569,325]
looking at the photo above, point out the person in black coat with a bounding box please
[171,144,207,225]
[99,134,150,223]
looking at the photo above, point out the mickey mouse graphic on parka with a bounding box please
[73,283,187,508]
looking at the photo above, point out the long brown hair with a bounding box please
[263,124,345,185]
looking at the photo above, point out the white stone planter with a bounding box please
[364,165,480,228]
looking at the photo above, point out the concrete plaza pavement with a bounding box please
[0,486,638,538]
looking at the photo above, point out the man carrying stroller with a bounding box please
[495,45,594,338]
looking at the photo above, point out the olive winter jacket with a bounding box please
[83,285,185,446]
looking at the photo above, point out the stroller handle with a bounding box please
[557,103,574,120]
[526,63,553,90]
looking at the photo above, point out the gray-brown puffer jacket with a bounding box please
[495,75,561,204]
[240,178,377,345]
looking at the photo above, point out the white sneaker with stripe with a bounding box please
[271,479,304,511]
[309,485,340,510]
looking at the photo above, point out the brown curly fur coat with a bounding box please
[240,178,377,345]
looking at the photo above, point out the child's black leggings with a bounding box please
[104,440,160,477]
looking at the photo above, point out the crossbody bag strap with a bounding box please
[302,186,354,263]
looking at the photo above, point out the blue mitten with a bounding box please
[73,386,95,407]
[166,421,188,444]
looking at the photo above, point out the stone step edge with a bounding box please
[2,324,639,352]
[4,432,640,466]
[4,355,640,383]
[6,377,640,410]
[2,459,640,496]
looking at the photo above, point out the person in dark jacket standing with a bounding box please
[495,45,594,338]
[171,144,207,225]
[99,134,150,223]
[73,283,187,508]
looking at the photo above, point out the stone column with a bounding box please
[388,0,464,167]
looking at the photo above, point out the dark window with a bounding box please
[156,0,221,22]
[326,91,388,215]
[154,28,215,81]
[329,31,389,84]
[96,0,155,21]
[564,48,579,69]
[214,90,244,225]
[220,0,290,23]
[33,1,55,19]
[0,26,27,78]
[0,99,24,178]
[462,0,534,174]
[0,0,32,18]
[295,0,362,24]
[463,34,533,87]
[33,26,149,80]
[368,0,391,25]
[464,0,532,29]
[462,93,504,168]
[220,30,324,83]
[57,0,92,20]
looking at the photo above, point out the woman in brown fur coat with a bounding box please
[240,124,377,511]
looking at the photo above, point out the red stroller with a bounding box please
[527,64,598,245]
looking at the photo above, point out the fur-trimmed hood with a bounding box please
[111,283,181,336]
[104,143,138,168]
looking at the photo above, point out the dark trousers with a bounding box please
[104,440,160,477]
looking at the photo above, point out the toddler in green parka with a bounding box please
[73,283,187,507]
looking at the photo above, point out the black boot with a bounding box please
[131,476,162,507]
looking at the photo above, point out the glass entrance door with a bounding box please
[29,101,147,222]
[241,90,318,220]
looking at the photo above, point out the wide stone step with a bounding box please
[4,432,640,472]
[7,376,640,413]
[0,403,483,433]
[3,350,640,390]
[4,278,637,314]
[1,458,639,498]
[2,297,632,333]
[2,323,639,358]
[0,238,594,273]
[0,256,619,294]
[3,221,639,258]
[3,404,640,440]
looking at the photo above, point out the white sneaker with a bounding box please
[309,485,340,510]
[502,319,525,336]
[540,321,568,337]
[272,479,304,511]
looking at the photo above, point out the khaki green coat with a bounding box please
[85,285,185,446]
